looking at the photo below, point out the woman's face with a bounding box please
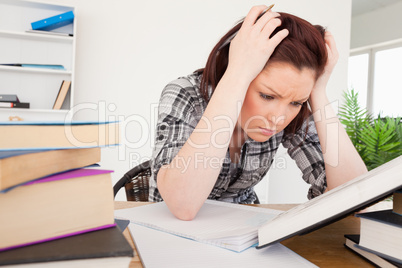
[238,62,316,142]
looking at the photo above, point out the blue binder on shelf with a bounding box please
[31,11,74,31]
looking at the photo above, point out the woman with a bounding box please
[149,6,367,220]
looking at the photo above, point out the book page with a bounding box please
[129,223,317,268]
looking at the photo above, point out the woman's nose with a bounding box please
[266,105,287,127]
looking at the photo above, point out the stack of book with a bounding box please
[0,121,133,267]
[0,94,29,109]
[344,190,402,267]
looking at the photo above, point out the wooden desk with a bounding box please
[115,201,373,268]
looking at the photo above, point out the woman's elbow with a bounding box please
[157,169,200,221]
[172,206,198,221]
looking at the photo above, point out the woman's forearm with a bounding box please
[157,71,250,220]
[309,90,368,191]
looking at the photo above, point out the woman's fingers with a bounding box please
[253,8,280,33]
[260,17,282,40]
[242,5,285,48]
[242,5,270,28]
[267,28,289,54]
[324,31,339,71]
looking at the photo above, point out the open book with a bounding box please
[115,156,402,251]
[257,155,402,248]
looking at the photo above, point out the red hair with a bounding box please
[196,12,328,135]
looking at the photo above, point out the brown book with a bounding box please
[394,190,402,215]
[0,168,115,251]
[53,80,71,110]
[0,121,119,150]
[0,147,101,191]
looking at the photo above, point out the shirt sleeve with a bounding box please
[281,117,327,199]
[149,78,203,201]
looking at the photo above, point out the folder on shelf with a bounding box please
[53,80,71,110]
[0,64,65,70]
[31,11,74,31]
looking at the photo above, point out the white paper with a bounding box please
[128,223,318,268]
[114,200,281,252]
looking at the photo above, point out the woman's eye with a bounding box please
[291,101,303,107]
[259,93,273,100]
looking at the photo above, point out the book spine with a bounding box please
[31,11,74,31]
[0,102,29,108]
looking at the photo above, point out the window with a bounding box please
[348,41,402,117]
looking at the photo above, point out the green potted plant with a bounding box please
[338,89,402,171]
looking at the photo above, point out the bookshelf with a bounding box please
[0,0,76,121]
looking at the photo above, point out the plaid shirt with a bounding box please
[149,73,326,204]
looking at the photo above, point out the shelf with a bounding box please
[0,29,73,43]
[0,65,72,75]
[0,108,69,113]
[0,0,76,121]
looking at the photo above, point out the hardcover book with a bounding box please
[0,95,19,102]
[0,102,29,109]
[0,121,119,150]
[115,156,402,252]
[0,226,133,267]
[0,147,101,191]
[344,234,401,268]
[356,209,402,263]
[0,169,115,251]
[53,80,71,110]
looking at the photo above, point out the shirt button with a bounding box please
[158,135,164,141]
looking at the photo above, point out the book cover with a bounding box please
[0,94,19,102]
[115,157,402,253]
[31,11,74,31]
[53,80,71,110]
[0,147,101,191]
[0,226,133,267]
[344,234,401,268]
[0,121,120,150]
[0,168,115,251]
[356,209,402,227]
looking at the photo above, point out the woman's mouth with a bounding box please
[259,127,275,136]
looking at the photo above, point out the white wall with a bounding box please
[40,0,351,202]
[351,1,402,49]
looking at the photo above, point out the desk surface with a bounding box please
[114,201,374,268]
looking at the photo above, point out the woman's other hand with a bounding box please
[311,31,339,98]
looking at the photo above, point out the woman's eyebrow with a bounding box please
[261,87,309,103]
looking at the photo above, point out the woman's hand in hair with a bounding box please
[226,5,289,85]
[310,31,339,99]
